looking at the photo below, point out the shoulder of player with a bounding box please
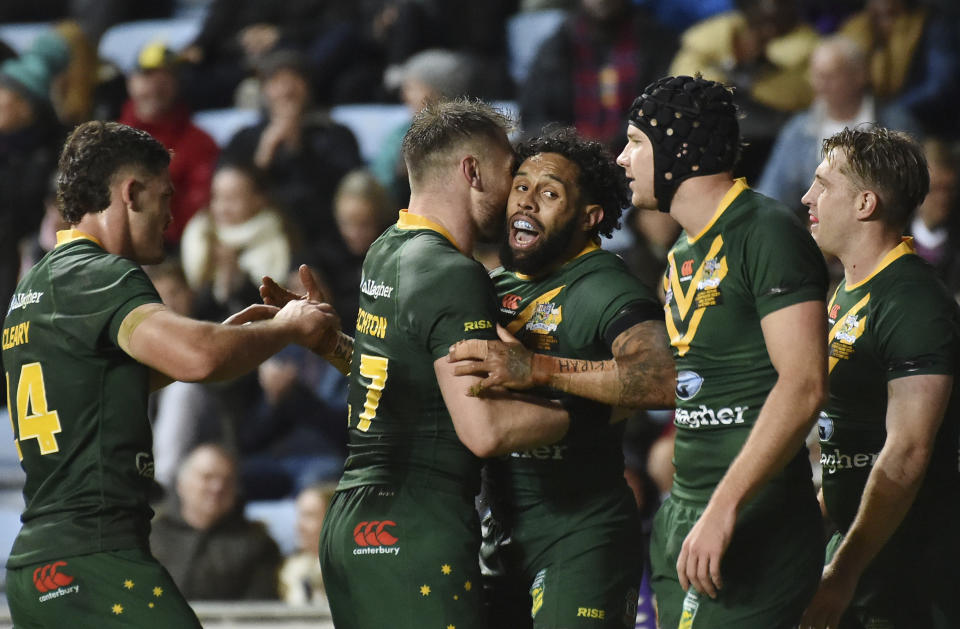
[871,254,957,310]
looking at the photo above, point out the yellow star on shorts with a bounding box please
[153,586,163,597]
[420,585,431,596]
[112,604,123,615]
[464,581,472,591]
[123,579,134,590]
[441,564,452,575]
[447,625,456,629]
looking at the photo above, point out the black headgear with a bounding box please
[627,75,740,213]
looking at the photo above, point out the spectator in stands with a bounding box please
[757,35,922,216]
[839,0,960,138]
[49,20,99,126]
[908,138,960,296]
[118,41,219,246]
[372,48,477,205]
[0,30,69,392]
[150,443,283,600]
[373,0,515,100]
[237,347,348,500]
[177,0,335,110]
[670,0,820,179]
[305,169,393,335]
[220,50,362,254]
[180,162,291,322]
[279,483,336,605]
[519,0,677,150]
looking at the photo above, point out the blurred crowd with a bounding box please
[3,0,960,606]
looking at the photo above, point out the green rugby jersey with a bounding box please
[2,231,162,568]
[338,211,500,496]
[819,239,960,531]
[663,179,828,504]
[489,243,661,500]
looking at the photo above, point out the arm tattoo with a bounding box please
[557,358,612,373]
[613,321,676,409]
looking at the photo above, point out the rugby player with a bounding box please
[264,99,571,629]
[448,127,675,628]
[799,126,960,629]
[617,76,829,628]
[2,121,336,627]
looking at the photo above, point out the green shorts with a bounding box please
[483,489,643,629]
[318,483,485,629]
[825,508,960,629]
[649,492,823,629]
[6,547,200,628]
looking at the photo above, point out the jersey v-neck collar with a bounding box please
[513,240,601,281]
[844,237,915,291]
[687,178,749,244]
[395,209,465,254]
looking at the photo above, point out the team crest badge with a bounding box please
[835,314,862,344]
[526,303,562,334]
[697,257,722,290]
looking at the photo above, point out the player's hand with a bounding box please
[275,298,341,354]
[260,264,327,307]
[222,303,279,326]
[448,325,537,395]
[676,501,735,599]
[800,562,858,629]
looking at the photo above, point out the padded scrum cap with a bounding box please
[627,75,740,213]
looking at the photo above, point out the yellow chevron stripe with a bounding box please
[506,285,566,335]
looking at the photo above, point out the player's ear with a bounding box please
[461,155,481,189]
[582,203,604,232]
[856,190,879,221]
[120,176,143,212]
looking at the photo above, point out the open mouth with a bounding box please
[509,215,542,250]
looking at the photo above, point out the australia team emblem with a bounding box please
[526,303,562,334]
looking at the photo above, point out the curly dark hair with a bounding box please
[57,121,170,225]
[514,127,628,238]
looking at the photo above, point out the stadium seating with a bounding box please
[329,103,411,165]
[192,107,261,147]
[98,17,202,73]
[0,22,53,54]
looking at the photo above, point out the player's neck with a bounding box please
[840,226,903,286]
[407,190,475,255]
[668,174,736,237]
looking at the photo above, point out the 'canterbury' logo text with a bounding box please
[352,521,400,556]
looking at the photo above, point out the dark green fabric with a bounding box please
[6,548,200,628]
[2,238,161,569]
[319,484,485,629]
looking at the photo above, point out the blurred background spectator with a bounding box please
[0,30,69,404]
[908,138,960,295]
[372,48,478,205]
[519,0,677,150]
[670,0,820,180]
[150,443,283,601]
[220,50,362,256]
[757,35,922,215]
[119,41,219,246]
[278,483,336,605]
[839,0,960,139]
[180,162,291,321]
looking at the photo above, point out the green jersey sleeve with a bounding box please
[741,206,828,318]
[398,237,499,360]
[103,261,163,347]
[876,280,958,380]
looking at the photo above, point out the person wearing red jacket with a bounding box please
[118,42,219,246]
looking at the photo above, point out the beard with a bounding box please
[499,215,580,276]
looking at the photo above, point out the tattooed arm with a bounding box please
[448,320,676,409]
